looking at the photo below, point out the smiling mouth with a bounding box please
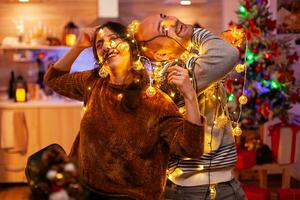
[106,49,119,60]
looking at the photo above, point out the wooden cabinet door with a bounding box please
[39,107,82,154]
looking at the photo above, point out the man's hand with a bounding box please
[166,66,196,101]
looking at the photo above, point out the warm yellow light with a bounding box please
[19,0,29,2]
[117,93,123,101]
[146,86,156,97]
[83,106,87,112]
[180,0,191,5]
[55,173,64,180]
[235,64,246,73]
[65,34,77,46]
[232,126,242,136]
[15,88,26,102]
[170,91,176,98]
[239,95,248,105]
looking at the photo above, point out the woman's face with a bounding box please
[95,27,131,73]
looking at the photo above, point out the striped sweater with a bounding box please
[166,28,239,186]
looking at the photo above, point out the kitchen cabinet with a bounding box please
[0,100,82,182]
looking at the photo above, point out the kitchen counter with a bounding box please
[0,98,83,109]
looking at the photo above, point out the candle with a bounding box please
[15,88,26,102]
[65,33,77,46]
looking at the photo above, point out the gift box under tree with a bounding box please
[276,188,300,200]
[242,185,271,200]
[269,123,300,164]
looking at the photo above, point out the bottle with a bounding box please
[8,71,15,99]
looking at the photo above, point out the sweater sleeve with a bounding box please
[192,28,239,92]
[158,93,205,158]
[44,64,96,101]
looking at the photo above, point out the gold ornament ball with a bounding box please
[239,95,248,105]
[119,42,129,51]
[232,126,242,136]
[110,40,117,48]
[146,86,156,97]
[133,60,144,71]
[131,20,140,28]
[216,114,228,128]
[235,64,245,73]
[99,67,108,78]
[180,52,189,61]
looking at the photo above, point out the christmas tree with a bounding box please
[225,0,299,129]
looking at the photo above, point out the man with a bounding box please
[135,14,246,200]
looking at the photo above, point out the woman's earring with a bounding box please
[98,66,109,78]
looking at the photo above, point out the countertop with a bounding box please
[0,98,83,109]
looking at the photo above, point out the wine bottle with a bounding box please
[8,71,15,99]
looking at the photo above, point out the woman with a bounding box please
[44,22,205,200]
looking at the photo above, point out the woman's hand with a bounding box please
[74,27,96,50]
[167,66,196,101]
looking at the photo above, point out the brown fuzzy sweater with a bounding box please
[44,66,204,200]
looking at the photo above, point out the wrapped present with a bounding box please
[242,185,271,200]
[269,123,300,164]
[236,150,256,170]
[276,188,300,200]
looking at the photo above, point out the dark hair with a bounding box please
[92,21,148,112]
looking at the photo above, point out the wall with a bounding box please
[0,0,98,42]
[119,0,223,34]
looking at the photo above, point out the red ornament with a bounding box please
[264,18,277,31]
[256,98,262,104]
[255,65,262,72]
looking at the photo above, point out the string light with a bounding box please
[238,95,248,105]
[133,59,144,71]
[215,112,228,128]
[119,42,129,51]
[235,63,246,73]
[146,86,156,97]
[117,93,123,101]
[98,67,109,78]
[232,125,242,136]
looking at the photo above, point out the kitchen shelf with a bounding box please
[0,44,70,50]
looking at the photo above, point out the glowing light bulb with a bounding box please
[239,95,248,105]
[117,93,123,101]
[170,91,176,98]
[83,106,87,112]
[55,173,64,180]
[232,126,242,136]
[98,29,105,37]
[179,107,186,114]
[119,42,129,51]
[180,52,189,61]
[146,86,156,97]
[98,67,108,78]
[133,60,144,71]
[235,64,246,73]
[110,40,117,48]
[215,113,228,128]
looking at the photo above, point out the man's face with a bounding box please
[136,14,193,61]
